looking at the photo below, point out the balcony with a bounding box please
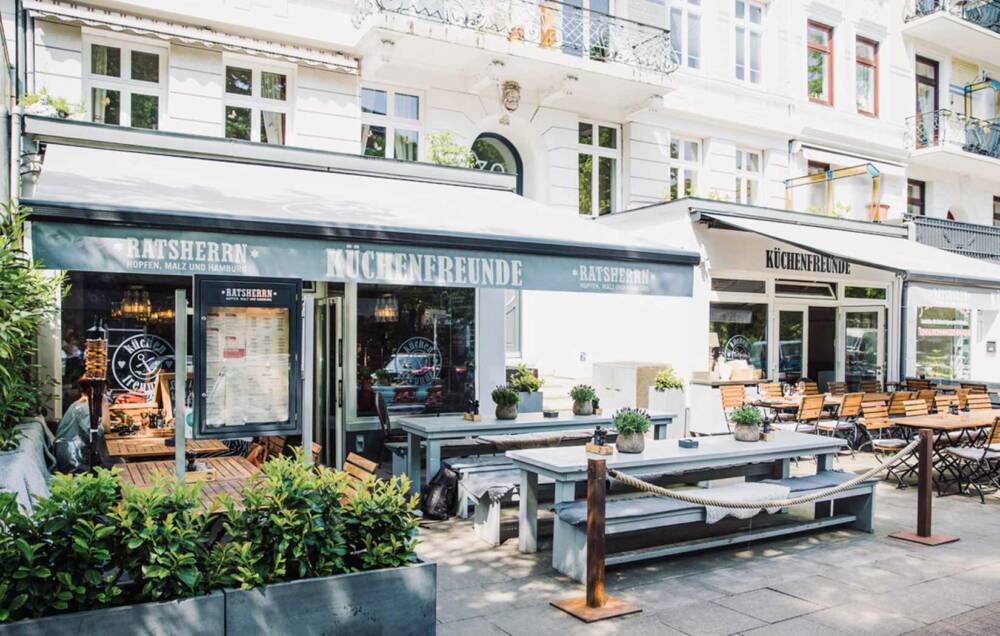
[913,215,1000,262]
[903,0,1000,61]
[905,110,1000,180]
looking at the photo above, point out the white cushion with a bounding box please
[943,446,1000,461]
[817,420,852,431]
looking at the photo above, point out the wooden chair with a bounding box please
[937,417,1000,503]
[311,442,322,464]
[342,452,379,499]
[759,383,783,400]
[774,394,825,433]
[827,382,847,396]
[916,389,937,413]
[798,380,820,396]
[966,393,993,411]
[887,391,914,417]
[264,436,287,461]
[245,442,266,467]
[901,399,929,418]
[376,391,408,461]
[818,392,863,448]
[956,388,971,410]
[934,394,958,413]
[906,378,932,391]
[858,402,914,488]
[961,382,989,394]
[720,385,747,432]
[860,379,882,393]
[861,392,888,405]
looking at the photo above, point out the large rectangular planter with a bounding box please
[0,591,224,636]
[224,560,436,636]
[517,391,543,413]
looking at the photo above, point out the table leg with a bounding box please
[816,453,834,472]
[406,433,421,493]
[654,420,668,440]
[518,470,539,553]
[427,441,442,482]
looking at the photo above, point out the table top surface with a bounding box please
[506,431,844,477]
[106,437,228,459]
[398,410,675,437]
[895,409,1000,431]
[117,456,259,489]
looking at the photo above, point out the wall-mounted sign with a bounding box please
[765,247,851,275]
[32,221,694,297]
[193,276,302,439]
[112,334,175,395]
[723,335,752,361]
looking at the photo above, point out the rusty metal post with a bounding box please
[890,429,958,546]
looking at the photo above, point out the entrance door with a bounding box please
[915,56,939,148]
[808,306,837,392]
[839,307,885,391]
[776,307,807,384]
[313,297,343,468]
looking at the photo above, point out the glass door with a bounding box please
[775,307,807,385]
[313,297,343,468]
[839,307,884,391]
[915,56,939,148]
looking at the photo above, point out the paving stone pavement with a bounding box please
[418,453,1000,636]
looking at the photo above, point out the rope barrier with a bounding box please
[607,437,922,509]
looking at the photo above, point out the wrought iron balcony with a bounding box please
[913,215,1000,262]
[353,0,679,74]
[905,109,1000,159]
[905,0,1000,32]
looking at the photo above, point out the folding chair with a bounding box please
[719,385,747,433]
[916,389,937,413]
[906,378,931,392]
[901,399,928,418]
[858,402,915,488]
[936,418,1000,503]
[798,380,820,396]
[827,382,847,396]
[759,383,783,399]
[966,393,992,411]
[860,379,882,393]
[817,392,863,450]
[934,393,958,413]
[773,394,825,433]
[887,391,914,417]
[961,382,989,394]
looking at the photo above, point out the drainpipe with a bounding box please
[899,276,909,381]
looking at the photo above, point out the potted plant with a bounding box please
[491,385,520,420]
[613,408,651,454]
[508,364,544,413]
[648,366,685,420]
[570,384,597,416]
[730,405,763,442]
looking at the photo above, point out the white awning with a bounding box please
[699,211,1000,287]
[25,0,357,73]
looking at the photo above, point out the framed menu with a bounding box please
[193,276,302,439]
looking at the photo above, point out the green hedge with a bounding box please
[0,451,420,623]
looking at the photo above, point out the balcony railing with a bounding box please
[905,0,1000,32]
[913,215,1000,262]
[905,109,1000,159]
[353,0,679,74]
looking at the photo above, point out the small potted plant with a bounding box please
[730,405,763,442]
[508,363,544,413]
[648,366,685,416]
[613,408,651,453]
[492,385,520,420]
[570,384,597,416]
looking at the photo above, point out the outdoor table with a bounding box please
[397,410,675,489]
[752,393,843,421]
[893,409,1000,477]
[506,430,844,554]
[117,456,260,508]
[106,437,228,460]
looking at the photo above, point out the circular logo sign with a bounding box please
[394,337,442,387]
[112,334,175,395]
[723,335,752,362]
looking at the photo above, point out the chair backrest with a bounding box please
[311,442,322,464]
[759,383,783,399]
[827,382,847,396]
[902,399,929,417]
[962,382,988,394]
[265,436,286,460]
[966,393,992,411]
[799,380,820,396]
[906,378,931,391]
[916,389,937,411]
[839,392,864,418]
[888,391,913,416]
[245,442,266,467]
[797,394,826,422]
[862,392,888,405]
[934,394,957,412]
[860,380,882,393]
[956,388,970,409]
[861,402,891,429]
[343,452,378,498]
[720,385,746,409]
[374,391,392,439]
[990,417,1000,447]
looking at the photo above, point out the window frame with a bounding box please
[855,36,879,117]
[664,134,702,202]
[577,119,621,217]
[993,196,1000,227]
[907,179,926,217]
[734,147,762,204]
[222,55,295,145]
[360,84,424,161]
[82,31,168,130]
[806,21,834,106]
[734,0,764,84]
[669,1,702,70]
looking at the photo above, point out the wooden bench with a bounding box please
[549,471,877,582]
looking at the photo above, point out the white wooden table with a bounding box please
[506,431,845,555]
[397,410,675,488]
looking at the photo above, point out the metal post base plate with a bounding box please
[889,531,959,546]
[551,596,641,623]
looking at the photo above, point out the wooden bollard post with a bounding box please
[890,429,959,546]
[552,459,640,623]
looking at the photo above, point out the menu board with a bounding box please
[194,277,301,439]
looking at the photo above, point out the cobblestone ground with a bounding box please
[417,453,1000,636]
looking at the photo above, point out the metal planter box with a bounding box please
[517,391,544,413]
[225,560,437,636]
[0,591,224,636]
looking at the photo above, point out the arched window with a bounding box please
[471,134,523,195]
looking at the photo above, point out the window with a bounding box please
[578,120,619,216]
[361,87,421,161]
[916,307,971,380]
[224,61,290,145]
[807,21,833,105]
[710,302,768,374]
[734,148,761,204]
[907,179,926,217]
[84,39,165,129]
[735,0,763,83]
[665,135,701,201]
[855,37,878,116]
[775,281,837,299]
[994,196,1000,227]
[670,1,702,70]
[845,286,887,300]
[356,285,475,417]
[711,278,766,294]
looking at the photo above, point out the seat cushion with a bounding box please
[817,419,853,431]
[873,438,907,449]
[764,470,871,493]
[943,446,1000,461]
[553,495,702,526]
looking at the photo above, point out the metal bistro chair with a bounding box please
[936,417,1000,503]
[906,378,932,392]
[720,385,747,433]
[860,379,882,394]
[798,379,820,396]
[934,393,959,413]
[376,391,408,464]
[818,392,864,450]
[902,399,929,418]
[962,382,989,395]
[774,394,825,434]
[916,389,937,413]
[858,402,916,488]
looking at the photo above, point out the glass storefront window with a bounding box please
[356,285,475,417]
[916,306,971,380]
[710,302,768,373]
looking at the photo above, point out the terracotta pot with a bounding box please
[495,404,518,420]
[733,422,761,442]
[866,203,890,222]
[572,399,594,416]
[616,432,645,453]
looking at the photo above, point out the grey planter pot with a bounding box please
[0,591,223,636]
[572,399,594,416]
[516,391,543,413]
[733,422,761,442]
[616,432,646,454]
[225,560,436,636]
[495,403,518,420]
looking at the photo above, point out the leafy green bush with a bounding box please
[427,131,475,168]
[343,474,419,571]
[729,405,763,426]
[19,89,82,119]
[0,202,66,450]
[569,384,597,402]
[653,366,684,391]
[491,385,520,407]
[612,408,651,435]
[508,364,543,393]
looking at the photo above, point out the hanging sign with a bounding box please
[765,247,851,275]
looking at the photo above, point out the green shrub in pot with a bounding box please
[729,405,763,442]
[612,408,651,453]
[653,367,684,391]
[491,385,520,420]
[508,364,543,394]
[569,384,597,416]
